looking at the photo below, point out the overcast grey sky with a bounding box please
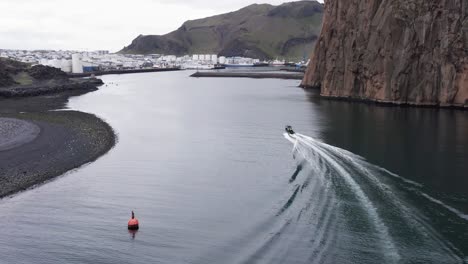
[0,0,323,52]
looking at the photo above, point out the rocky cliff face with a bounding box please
[302,0,468,107]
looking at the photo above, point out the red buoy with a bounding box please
[128,211,139,230]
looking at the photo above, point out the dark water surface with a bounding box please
[1,71,467,263]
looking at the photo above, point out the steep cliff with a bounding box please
[120,1,323,60]
[302,0,468,107]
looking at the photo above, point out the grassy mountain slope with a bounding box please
[120,1,323,60]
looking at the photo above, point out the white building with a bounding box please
[60,59,72,73]
[49,59,62,69]
[72,54,83,73]
[218,56,226,64]
[211,54,218,64]
[39,58,49,66]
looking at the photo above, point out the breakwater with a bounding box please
[67,67,181,78]
[190,71,304,80]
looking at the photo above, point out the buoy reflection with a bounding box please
[128,229,138,240]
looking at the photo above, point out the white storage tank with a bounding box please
[192,54,199,61]
[199,54,205,61]
[204,54,211,61]
[211,54,218,64]
[72,54,83,73]
[218,56,226,64]
[60,59,72,73]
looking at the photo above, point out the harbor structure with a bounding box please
[72,54,83,74]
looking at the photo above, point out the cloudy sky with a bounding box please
[0,0,323,52]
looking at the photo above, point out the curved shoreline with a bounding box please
[0,111,116,199]
[0,78,103,98]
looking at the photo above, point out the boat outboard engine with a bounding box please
[285,125,295,135]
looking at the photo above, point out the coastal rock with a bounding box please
[120,1,324,60]
[0,79,103,98]
[0,58,104,97]
[302,0,468,107]
[27,65,67,80]
[0,58,28,87]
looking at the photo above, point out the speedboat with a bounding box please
[285,125,295,135]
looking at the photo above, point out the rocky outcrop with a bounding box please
[0,58,103,97]
[26,64,67,80]
[0,58,29,87]
[302,0,468,108]
[0,78,103,98]
[120,1,324,60]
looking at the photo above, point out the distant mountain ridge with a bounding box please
[120,1,323,60]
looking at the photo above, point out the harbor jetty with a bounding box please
[67,67,181,78]
[190,71,304,80]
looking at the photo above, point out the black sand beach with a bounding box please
[0,88,115,199]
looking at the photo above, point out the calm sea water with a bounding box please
[0,71,467,264]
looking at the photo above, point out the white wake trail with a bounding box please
[292,134,400,263]
[285,132,464,262]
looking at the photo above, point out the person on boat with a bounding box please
[285,125,295,135]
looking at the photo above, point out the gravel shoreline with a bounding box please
[0,87,116,199]
[0,111,115,198]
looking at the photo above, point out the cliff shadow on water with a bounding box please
[303,89,468,196]
[306,89,468,261]
[194,89,468,264]
[199,131,467,264]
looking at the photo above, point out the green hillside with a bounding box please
[120,1,323,60]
